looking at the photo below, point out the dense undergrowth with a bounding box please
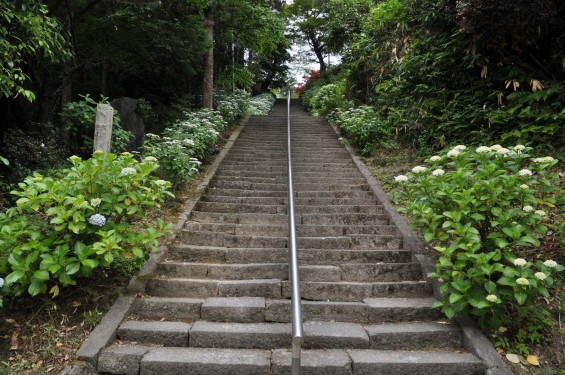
[297,0,564,364]
[0,91,275,306]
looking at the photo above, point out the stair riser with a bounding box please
[168,247,413,265]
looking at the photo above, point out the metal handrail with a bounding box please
[286,90,303,375]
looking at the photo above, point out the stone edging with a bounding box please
[67,116,249,372]
[327,121,513,375]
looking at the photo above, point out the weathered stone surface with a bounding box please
[93,103,114,153]
[265,300,368,323]
[189,321,290,349]
[303,321,370,349]
[364,297,443,322]
[367,322,462,349]
[132,297,202,321]
[272,349,352,375]
[110,97,144,151]
[218,279,282,298]
[140,347,271,375]
[98,345,149,374]
[201,297,265,322]
[118,320,191,346]
[348,350,485,375]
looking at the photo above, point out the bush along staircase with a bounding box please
[72,100,511,375]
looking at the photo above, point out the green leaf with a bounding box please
[5,271,25,284]
[443,306,456,319]
[33,270,49,280]
[449,292,464,304]
[494,238,509,249]
[484,281,496,294]
[132,247,144,258]
[81,259,98,268]
[65,262,80,275]
[514,291,527,305]
[28,279,45,296]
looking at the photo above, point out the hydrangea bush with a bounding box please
[329,105,396,155]
[0,151,173,300]
[248,93,276,115]
[394,144,563,351]
[215,90,250,124]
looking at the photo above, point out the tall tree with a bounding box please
[202,4,215,109]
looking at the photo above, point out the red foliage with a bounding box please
[295,70,321,97]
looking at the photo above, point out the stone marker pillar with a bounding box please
[93,103,114,153]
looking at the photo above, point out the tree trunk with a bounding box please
[313,43,327,74]
[202,6,215,109]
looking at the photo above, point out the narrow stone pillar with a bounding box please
[93,103,114,153]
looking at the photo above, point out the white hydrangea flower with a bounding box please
[519,184,529,189]
[429,155,441,162]
[411,166,427,173]
[535,210,546,217]
[90,198,102,207]
[88,213,107,227]
[490,144,503,151]
[0,277,4,288]
[533,156,556,163]
[394,175,409,183]
[534,272,547,281]
[518,169,533,176]
[513,258,527,267]
[155,180,167,186]
[454,145,466,151]
[496,147,511,155]
[522,206,534,212]
[543,260,558,268]
[120,167,137,176]
[514,145,526,151]
[432,169,445,176]
[447,149,460,157]
[516,277,529,286]
[476,146,491,153]
[486,295,498,303]
[144,156,158,162]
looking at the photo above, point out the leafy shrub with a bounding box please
[308,83,346,116]
[1,124,67,184]
[60,94,132,157]
[143,109,225,187]
[215,90,250,124]
[330,105,397,155]
[248,93,276,115]
[0,151,173,300]
[394,144,563,352]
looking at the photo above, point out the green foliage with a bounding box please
[60,94,132,157]
[215,90,250,124]
[308,83,347,117]
[248,93,276,115]
[0,125,67,185]
[0,151,173,300]
[329,105,397,155]
[394,144,563,351]
[0,0,71,101]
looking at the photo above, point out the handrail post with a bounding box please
[286,89,303,375]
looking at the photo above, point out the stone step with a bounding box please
[168,245,413,264]
[266,298,442,323]
[283,281,433,302]
[301,213,390,226]
[204,188,375,199]
[200,195,375,206]
[194,202,383,215]
[209,180,369,191]
[116,319,462,352]
[212,175,366,184]
[156,262,420,282]
[205,187,287,197]
[117,320,371,350]
[131,297,443,324]
[216,169,362,178]
[183,223,396,237]
[145,278,431,301]
[190,211,288,224]
[347,350,485,375]
[177,231,401,250]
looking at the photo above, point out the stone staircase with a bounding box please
[91,101,490,374]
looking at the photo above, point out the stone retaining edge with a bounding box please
[327,120,512,375]
[63,116,249,373]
